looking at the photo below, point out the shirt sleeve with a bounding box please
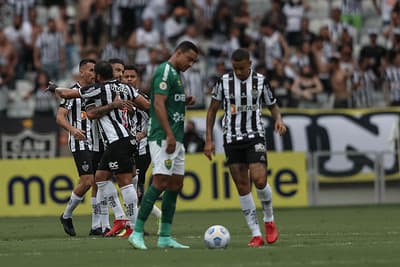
[262,78,277,106]
[152,66,170,96]
[211,78,223,101]
[79,84,102,99]
[59,98,73,109]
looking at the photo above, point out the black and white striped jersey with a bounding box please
[34,30,64,64]
[131,93,149,155]
[80,80,139,145]
[212,70,277,144]
[59,83,93,152]
[351,69,377,108]
[384,66,400,104]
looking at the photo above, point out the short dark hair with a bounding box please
[79,58,96,69]
[124,64,140,73]
[175,41,199,54]
[231,48,250,62]
[94,61,114,80]
[108,58,125,65]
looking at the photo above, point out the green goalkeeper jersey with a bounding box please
[148,61,186,143]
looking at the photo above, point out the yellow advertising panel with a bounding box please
[0,152,307,217]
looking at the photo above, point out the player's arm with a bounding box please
[204,98,220,161]
[133,94,150,111]
[86,97,124,120]
[267,103,287,136]
[56,106,86,140]
[154,93,176,154]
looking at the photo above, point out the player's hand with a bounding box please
[46,81,58,93]
[274,120,287,136]
[72,128,86,140]
[203,141,215,161]
[136,132,146,141]
[166,134,176,154]
[123,100,135,112]
[186,95,196,106]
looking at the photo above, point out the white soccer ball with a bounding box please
[204,225,230,249]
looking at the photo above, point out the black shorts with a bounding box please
[224,137,268,165]
[135,146,151,186]
[72,150,96,176]
[92,151,103,172]
[98,137,136,174]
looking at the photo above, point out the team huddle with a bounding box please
[49,41,287,249]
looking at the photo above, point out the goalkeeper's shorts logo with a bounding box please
[164,159,172,170]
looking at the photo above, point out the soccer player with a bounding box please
[203,48,287,247]
[49,61,150,236]
[57,59,101,236]
[122,65,162,234]
[128,41,199,250]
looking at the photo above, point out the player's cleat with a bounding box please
[128,232,147,250]
[248,236,264,247]
[59,214,76,236]
[157,236,190,249]
[157,217,161,235]
[104,219,129,237]
[102,228,111,236]
[265,221,279,244]
[89,227,103,236]
[117,226,133,238]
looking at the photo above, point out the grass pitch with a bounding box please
[1,205,399,267]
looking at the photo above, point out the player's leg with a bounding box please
[247,138,278,244]
[60,151,94,236]
[225,142,263,247]
[89,176,103,236]
[157,142,189,249]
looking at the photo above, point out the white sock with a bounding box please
[239,193,261,237]
[120,184,138,228]
[151,204,162,218]
[96,185,110,231]
[63,192,83,219]
[132,175,138,190]
[97,180,126,220]
[256,183,274,222]
[91,197,101,229]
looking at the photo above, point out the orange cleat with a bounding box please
[104,219,129,237]
[265,221,279,244]
[248,236,264,247]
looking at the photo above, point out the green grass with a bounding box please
[1,205,400,267]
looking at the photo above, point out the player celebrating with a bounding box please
[204,48,287,247]
[57,59,102,236]
[128,41,199,250]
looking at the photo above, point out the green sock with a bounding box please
[134,185,161,233]
[160,190,179,236]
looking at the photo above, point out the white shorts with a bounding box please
[149,140,185,176]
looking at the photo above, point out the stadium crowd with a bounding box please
[1,0,400,118]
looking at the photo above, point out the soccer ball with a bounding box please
[204,225,230,249]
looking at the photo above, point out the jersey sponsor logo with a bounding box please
[159,82,167,90]
[81,161,89,172]
[81,111,87,120]
[111,84,130,95]
[236,105,258,112]
[108,161,119,170]
[254,143,266,152]
[164,159,172,170]
[174,94,186,102]
[230,104,236,114]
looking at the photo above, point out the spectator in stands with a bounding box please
[339,43,357,76]
[232,0,251,37]
[7,0,36,22]
[3,14,31,79]
[282,0,310,47]
[359,28,386,78]
[351,56,378,108]
[383,49,400,106]
[78,0,108,49]
[128,16,164,73]
[0,29,18,87]
[0,55,11,117]
[289,40,317,75]
[261,0,286,33]
[100,34,128,62]
[373,0,398,26]
[311,36,332,94]
[258,22,290,75]
[183,120,205,153]
[34,17,65,81]
[164,6,191,49]
[192,0,218,38]
[330,55,353,108]
[269,59,295,108]
[141,46,162,92]
[29,70,57,117]
[328,6,355,48]
[298,16,316,43]
[118,0,147,40]
[26,7,42,72]
[290,63,324,108]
